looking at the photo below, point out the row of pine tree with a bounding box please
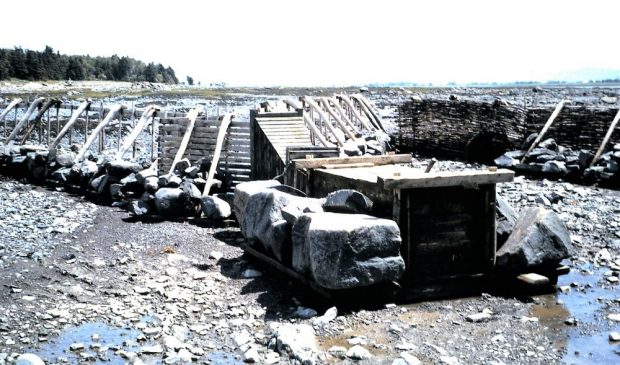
[0,46,178,84]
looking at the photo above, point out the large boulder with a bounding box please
[496,195,517,249]
[106,160,142,179]
[233,180,282,227]
[496,207,574,272]
[292,212,405,290]
[322,189,373,214]
[154,188,196,217]
[201,195,232,219]
[235,181,323,262]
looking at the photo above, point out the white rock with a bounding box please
[141,344,163,354]
[243,346,260,363]
[293,306,317,319]
[209,251,224,261]
[328,346,347,357]
[164,335,184,351]
[346,345,372,360]
[395,342,416,351]
[347,336,367,345]
[241,269,263,278]
[313,306,337,327]
[440,356,460,365]
[69,342,84,351]
[608,314,620,322]
[609,332,620,341]
[233,331,253,347]
[399,352,423,365]
[263,350,280,364]
[177,348,192,362]
[466,312,492,323]
[15,354,45,365]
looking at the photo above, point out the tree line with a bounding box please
[0,46,178,84]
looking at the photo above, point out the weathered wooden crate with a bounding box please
[290,155,514,297]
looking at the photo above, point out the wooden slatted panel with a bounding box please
[158,116,251,183]
[255,116,313,161]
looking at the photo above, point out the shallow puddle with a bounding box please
[532,264,620,364]
[33,322,143,364]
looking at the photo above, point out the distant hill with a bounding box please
[548,67,620,83]
[0,46,178,84]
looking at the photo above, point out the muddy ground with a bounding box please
[1,84,620,365]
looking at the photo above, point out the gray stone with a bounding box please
[496,207,574,272]
[542,161,567,175]
[313,306,337,327]
[15,354,45,365]
[505,150,525,159]
[397,352,423,365]
[136,167,157,184]
[173,158,191,175]
[578,150,593,168]
[496,195,517,248]
[154,188,195,217]
[110,183,124,200]
[201,196,232,220]
[120,173,137,186]
[293,306,318,319]
[292,213,405,289]
[323,189,373,214]
[268,323,318,365]
[144,176,159,193]
[79,160,99,177]
[494,154,517,168]
[106,160,142,179]
[181,182,201,200]
[129,200,150,216]
[342,140,362,157]
[56,152,76,167]
[233,180,281,222]
[521,133,538,150]
[237,184,323,261]
[346,345,372,360]
[538,138,558,151]
[167,175,183,188]
[184,165,200,178]
[52,167,73,182]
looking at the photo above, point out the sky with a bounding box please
[0,0,619,86]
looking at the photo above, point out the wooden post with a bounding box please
[521,99,567,162]
[591,108,620,167]
[69,103,73,145]
[49,101,91,149]
[131,102,136,158]
[203,113,233,197]
[99,101,104,152]
[55,104,60,137]
[118,107,123,151]
[151,110,155,160]
[76,105,122,161]
[84,105,89,144]
[116,105,158,159]
[46,107,51,146]
[6,97,45,142]
[168,106,202,175]
[0,98,23,140]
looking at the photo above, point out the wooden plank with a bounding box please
[293,154,411,169]
[322,162,375,169]
[380,169,514,190]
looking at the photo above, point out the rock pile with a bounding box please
[234,181,406,290]
[494,136,620,186]
[0,144,234,219]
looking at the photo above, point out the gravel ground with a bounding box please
[0,161,619,364]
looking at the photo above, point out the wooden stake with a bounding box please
[203,113,233,197]
[46,107,51,145]
[168,106,202,175]
[521,99,567,162]
[6,97,45,142]
[591,108,620,167]
[76,105,122,161]
[116,105,158,159]
[0,98,22,140]
[50,101,91,149]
